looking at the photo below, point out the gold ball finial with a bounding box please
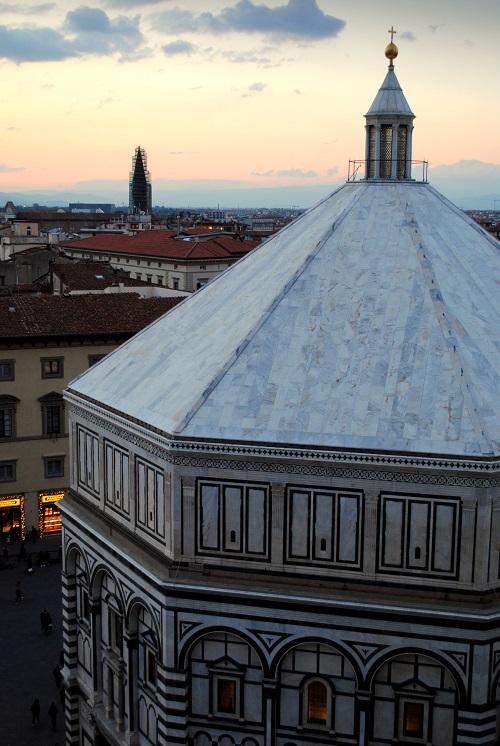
[385,25,398,65]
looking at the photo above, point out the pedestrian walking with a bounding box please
[26,554,33,573]
[15,580,23,604]
[18,541,27,561]
[48,701,58,731]
[53,664,62,688]
[3,545,9,561]
[30,698,40,727]
[30,525,37,543]
[40,609,52,633]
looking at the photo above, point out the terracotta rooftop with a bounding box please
[59,232,258,260]
[0,293,185,339]
[51,262,153,292]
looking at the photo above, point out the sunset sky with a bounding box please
[0,0,499,207]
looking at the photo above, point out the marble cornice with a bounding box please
[67,398,500,488]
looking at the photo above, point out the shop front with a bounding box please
[39,490,65,535]
[0,494,25,540]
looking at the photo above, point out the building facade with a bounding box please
[0,292,183,539]
[61,43,500,746]
[58,233,258,292]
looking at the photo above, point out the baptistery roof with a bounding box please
[67,178,500,458]
[67,51,500,461]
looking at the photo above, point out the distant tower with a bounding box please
[129,146,152,215]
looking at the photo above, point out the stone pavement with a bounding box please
[0,534,64,746]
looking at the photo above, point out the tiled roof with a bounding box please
[0,293,185,338]
[59,232,258,260]
[51,262,152,291]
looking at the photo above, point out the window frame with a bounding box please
[0,395,18,439]
[41,357,64,379]
[139,628,159,693]
[108,606,123,656]
[39,393,64,437]
[0,460,16,482]
[0,359,15,381]
[208,658,245,721]
[395,686,433,744]
[43,456,64,478]
[301,677,334,732]
[88,354,106,367]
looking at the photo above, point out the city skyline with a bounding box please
[0,0,499,208]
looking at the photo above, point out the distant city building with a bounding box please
[129,146,152,216]
[69,203,116,214]
[58,231,259,292]
[0,288,185,538]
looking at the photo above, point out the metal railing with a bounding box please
[348,159,428,183]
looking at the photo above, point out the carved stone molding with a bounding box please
[71,405,499,488]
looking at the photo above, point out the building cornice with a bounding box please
[66,394,500,487]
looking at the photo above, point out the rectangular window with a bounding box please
[77,426,100,497]
[146,649,157,686]
[379,493,459,578]
[44,457,64,478]
[41,357,64,379]
[157,277,163,285]
[173,279,179,289]
[217,679,236,714]
[88,354,106,367]
[403,701,424,737]
[197,480,270,560]
[109,609,123,654]
[105,442,130,515]
[79,585,90,622]
[136,457,165,538]
[43,404,62,435]
[286,487,362,568]
[0,360,14,381]
[0,461,16,481]
[0,407,14,438]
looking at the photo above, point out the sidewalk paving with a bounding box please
[0,534,64,746]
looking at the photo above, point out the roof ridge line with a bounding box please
[172,188,366,435]
[401,187,495,456]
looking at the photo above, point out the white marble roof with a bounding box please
[68,181,500,458]
[365,66,414,117]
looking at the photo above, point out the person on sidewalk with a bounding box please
[30,698,40,727]
[40,609,52,633]
[48,701,58,731]
[15,580,23,604]
[18,542,27,562]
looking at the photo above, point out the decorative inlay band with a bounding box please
[71,404,499,488]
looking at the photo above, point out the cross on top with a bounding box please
[388,26,397,43]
